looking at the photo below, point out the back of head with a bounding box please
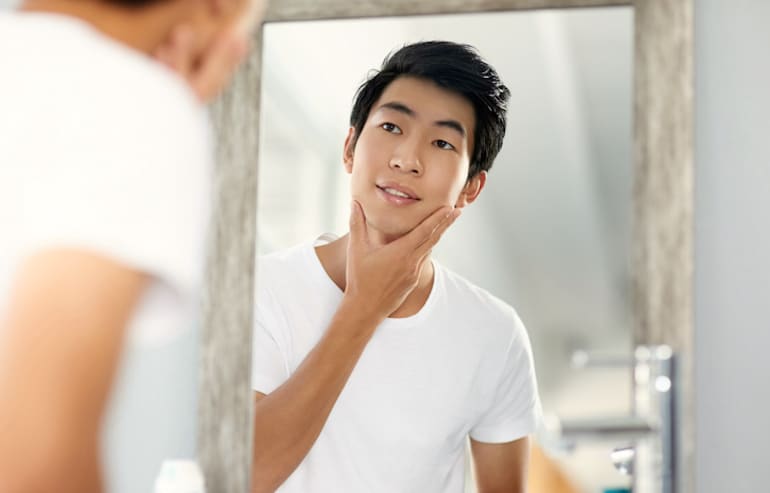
[349,40,511,179]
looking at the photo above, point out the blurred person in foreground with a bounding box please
[0,0,266,490]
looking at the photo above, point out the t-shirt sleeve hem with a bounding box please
[251,375,283,395]
[469,413,538,444]
[22,240,198,298]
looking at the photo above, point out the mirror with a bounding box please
[256,7,632,491]
[200,1,693,491]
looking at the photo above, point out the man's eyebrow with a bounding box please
[377,101,416,117]
[377,101,467,138]
[435,119,466,138]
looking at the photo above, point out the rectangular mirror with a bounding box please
[257,7,632,492]
[199,1,693,492]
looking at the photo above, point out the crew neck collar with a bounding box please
[305,234,442,328]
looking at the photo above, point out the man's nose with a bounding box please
[389,141,423,176]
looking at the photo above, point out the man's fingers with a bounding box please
[191,31,249,103]
[348,200,368,248]
[400,206,454,251]
[412,208,461,260]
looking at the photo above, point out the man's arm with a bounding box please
[527,443,581,493]
[0,249,148,493]
[250,202,460,493]
[470,436,531,493]
[251,302,380,492]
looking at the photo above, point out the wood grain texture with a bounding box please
[633,0,694,491]
[266,0,630,22]
[197,33,263,493]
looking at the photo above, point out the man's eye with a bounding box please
[381,122,402,134]
[435,139,455,151]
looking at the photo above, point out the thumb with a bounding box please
[348,200,368,247]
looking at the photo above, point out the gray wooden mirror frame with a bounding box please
[198,0,693,492]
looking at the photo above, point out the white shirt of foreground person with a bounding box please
[251,236,542,493]
[0,12,212,493]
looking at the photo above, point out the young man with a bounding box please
[0,0,264,491]
[250,41,540,492]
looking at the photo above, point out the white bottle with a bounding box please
[154,459,206,493]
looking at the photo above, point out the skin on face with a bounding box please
[232,0,267,38]
[151,0,265,103]
[182,0,265,54]
[343,76,486,243]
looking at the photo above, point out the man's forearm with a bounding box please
[251,301,380,493]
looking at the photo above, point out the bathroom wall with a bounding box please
[694,1,770,491]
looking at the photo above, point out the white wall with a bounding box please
[695,1,770,491]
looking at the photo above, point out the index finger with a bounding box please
[411,208,461,260]
[396,206,454,252]
[347,200,369,248]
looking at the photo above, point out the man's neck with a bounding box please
[315,233,435,319]
[19,0,176,55]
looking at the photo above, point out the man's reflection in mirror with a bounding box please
[250,41,541,493]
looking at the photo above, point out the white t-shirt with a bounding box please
[0,12,212,493]
[251,238,541,493]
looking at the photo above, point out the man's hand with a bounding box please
[250,202,460,492]
[154,26,250,104]
[343,200,461,320]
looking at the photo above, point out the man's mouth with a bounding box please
[376,184,420,200]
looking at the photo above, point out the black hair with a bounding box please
[349,40,510,179]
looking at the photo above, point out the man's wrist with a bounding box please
[332,295,383,338]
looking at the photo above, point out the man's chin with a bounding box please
[365,219,416,242]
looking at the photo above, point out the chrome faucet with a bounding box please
[546,345,676,493]
[610,445,635,475]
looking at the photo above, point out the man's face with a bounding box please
[344,76,485,241]
[184,0,266,63]
[230,0,268,39]
[153,0,267,103]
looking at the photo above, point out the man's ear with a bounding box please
[343,127,356,174]
[455,171,487,209]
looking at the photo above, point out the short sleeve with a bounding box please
[20,62,212,300]
[251,284,291,394]
[470,318,541,443]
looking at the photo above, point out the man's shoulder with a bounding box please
[76,31,204,133]
[436,263,526,336]
[257,242,314,283]
[438,264,516,315]
[2,12,203,132]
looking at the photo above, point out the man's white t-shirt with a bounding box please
[252,238,541,492]
[0,12,212,493]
